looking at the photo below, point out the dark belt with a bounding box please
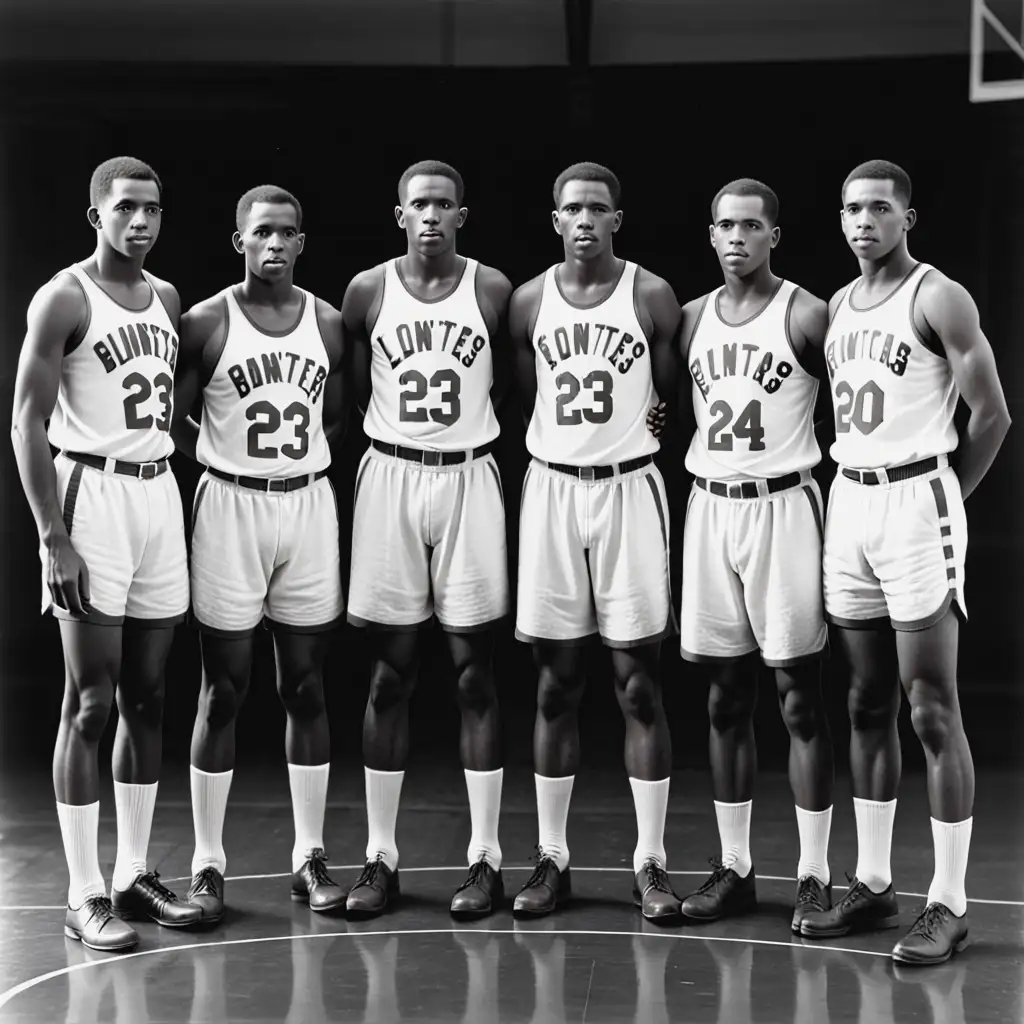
[64,450,169,480]
[696,471,802,499]
[209,467,328,493]
[841,456,940,486]
[546,454,654,481]
[371,439,495,466]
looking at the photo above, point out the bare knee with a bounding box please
[616,671,660,725]
[455,661,496,715]
[708,679,754,733]
[537,668,581,722]
[907,684,957,754]
[200,678,246,731]
[117,681,166,730]
[368,660,413,715]
[847,677,897,733]
[777,675,823,743]
[65,684,114,744]
[279,669,326,721]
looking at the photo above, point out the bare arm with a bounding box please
[638,270,682,435]
[316,298,348,450]
[674,295,707,444]
[476,264,514,415]
[508,275,545,428]
[340,267,382,422]
[10,276,91,614]
[919,274,1012,499]
[789,287,833,452]
[171,300,224,462]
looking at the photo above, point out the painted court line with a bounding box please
[0,926,893,1010]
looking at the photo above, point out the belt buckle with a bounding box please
[727,482,742,499]
[578,466,596,482]
[139,462,158,480]
[268,478,286,493]
[421,450,442,467]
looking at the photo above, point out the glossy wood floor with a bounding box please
[1,764,1021,1022]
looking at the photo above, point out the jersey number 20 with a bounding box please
[246,401,310,460]
[555,370,614,425]
[398,369,461,426]
[835,381,884,435]
[707,399,766,451]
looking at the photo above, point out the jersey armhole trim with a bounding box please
[365,263,388,341]
[783,286,818,377]
[146,273,177,329]
[526,271,549,345]
[631,263,653,343]
[683,293,711,363]
[57,270,92,357]
[201,297,231,389]
[909,268,944,358]
[311,294,334,369]
[827,282,854,330]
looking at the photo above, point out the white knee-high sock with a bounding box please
[191,766,233,876]
[112,781,158,891]
[795,804,832,885]
[714,799,752,877]
[630,777,670,873]
[853,797,896,893]
[56,801,106,908]
[365,767,403,872]
[464,768,503,869]
[927,817,972,917]
[288,762,330,871]
[535,774,574,871]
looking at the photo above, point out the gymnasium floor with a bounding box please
[0,763,1020,1022]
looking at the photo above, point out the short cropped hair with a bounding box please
[89,156,162,207]
[397,160,465,205]
[235,185,303,232]
[553,162,621,208]
[711,178,780,225]
[842,160,912,207]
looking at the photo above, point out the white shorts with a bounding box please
[347,445,509,632]
[43,453,189,626]
[823,458,967,631]
[679,472,827,667]
[516,457,675,648]
[190,471,344,637]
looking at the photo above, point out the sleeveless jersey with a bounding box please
[362,257,498,451]
[196,286,331,478]
[684,280,820,480]
[526,261,658,465]
[47,264,178,462]
[825,262,959,469]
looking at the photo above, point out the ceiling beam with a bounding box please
[564,0,593,68]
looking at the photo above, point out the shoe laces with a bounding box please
[81,894,115,924]
[354,855,386,889]
[523,846,557,889]
[639,860,673,894]
[190,867,220,899]
[906,902,950,940]
[696,857,730,894]
[455,859,488,894]
[833,874,870,910]
[137,871,178,904]
[306,849,333,887]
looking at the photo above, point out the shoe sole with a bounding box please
[681,899,758,923]
[290,892,348,913]
[512,898,569,919]
[800,913,901,939]
[450,906,497,921]
[64,926,138,952]
[891,934,969,965]
[112,907,205,929]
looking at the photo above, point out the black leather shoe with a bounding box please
[632,860,682,923]
[112,872,203,928]
[291,848,347,913]
[791,875,832,934]
[450,858,504,919]
[681,858,757,921]
[800,877,899,938]
[513,855,571,918]
[186,866,226,925]
[65,895,139,951]
[892,902,968,965]
[345,857,400,919]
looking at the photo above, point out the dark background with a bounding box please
[1,1,1021,782]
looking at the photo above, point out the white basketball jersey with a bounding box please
[685,280,820,480]
[526,261,658,466]
[363,257,498,451]
[47,264,177,462]
[196,286,331,478]
[825,262,959,469]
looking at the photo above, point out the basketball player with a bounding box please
[10,156,201,951]
[798,160,1011,964]
[676,180,835,933]
[511,162,683,921]
[341,160,512,919]
[170,185,346,922]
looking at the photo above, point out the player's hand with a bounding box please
[646,401,667,439]
[45,535,91,618]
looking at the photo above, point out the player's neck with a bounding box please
[91,243,146,285]
[857,241,916,285]
[400,247,461,285]
[559,249,620,287]
[239,270,296,307]
[720,262,778,305]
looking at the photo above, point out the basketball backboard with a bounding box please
[970,0,1024,101]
